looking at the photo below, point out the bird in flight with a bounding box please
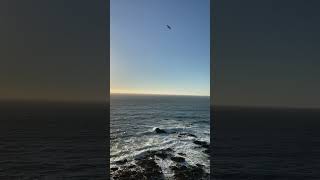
[166,25,172,30]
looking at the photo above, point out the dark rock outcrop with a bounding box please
[111,167,118,171]
[193,140,209,148]
[203,149,210,155]
[193,140,210,157]
[136,157,164,179]
[112,144,209,179]
[178,133,197,138]
[128,164,136,169]
[113,157,164,180]
[170,164,209,180]
[196,163,205,168]
[137,148,173,160]
[154,128,166,134]
[171,156,185,163]
[115,159,128,165]
[113,167,146,180]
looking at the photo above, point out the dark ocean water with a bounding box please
[0,102,108,179]
[110,94,210,179]
[213,107,320,179]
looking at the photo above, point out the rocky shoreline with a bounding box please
[111,128,210,180]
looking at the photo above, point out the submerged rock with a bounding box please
[154,151,169,159]
[111,167,118,171]
[196,163,205,168]
[171,156,185,163]
[178,132,197,138]
[127,164,136,169]
[203,149,210,155]
[112,144,210,180]
[136,157,164,179]
[139,148,173,160]
[170,164,209,180]
[113,167,146,180]
[154,128,167,134]
[193,140,210,149]
[134,148,175,162]
[115,159,128,165]
[113,157,165,180]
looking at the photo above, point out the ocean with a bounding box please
[110,94,210,179]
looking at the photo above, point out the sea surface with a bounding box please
[110,94,210,179]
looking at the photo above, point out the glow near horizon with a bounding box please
[110,0,210,96]
[110,88,209,96]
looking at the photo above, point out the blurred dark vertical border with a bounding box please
[211,0,320,179]
[0,0,110,179]
[210,0,215,178]
[106,0,110,178]
[105,0,110,179]
[106,0,110,177]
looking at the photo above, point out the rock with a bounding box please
[154,151,169,159]
[203,149,210,155]
[171,156,185,163]
[178,152,186,156]
[171,164,209,180]
[111,167,118,171]
[170,165,187,171]
[128,164,136,168]
[154,128,166,134]
[196,163,204,168]
[193,140,207,146]
[113,167,146,180]
[115,159,127,165]
[114,157,165,180]
[202,144,209,149]
[136,157,164,179]
[140,148,173,160]
[193,140,210,148]
[156,148,174,159]
[178,133,197,138]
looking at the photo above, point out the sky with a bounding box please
[0,1,108,102]
[214,0,320,108]
[110,0,210,96]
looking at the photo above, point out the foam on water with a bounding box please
[110,94,210,178]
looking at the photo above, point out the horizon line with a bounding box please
[110,92,210,97]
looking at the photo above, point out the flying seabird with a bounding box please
[166,25,172,30]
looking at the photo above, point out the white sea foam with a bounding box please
[110,95,210,176]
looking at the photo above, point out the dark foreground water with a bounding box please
[0,101,108,179]
[213,106,320,179]
[110,94,210,179]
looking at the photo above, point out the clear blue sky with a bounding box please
[110,0,210,96]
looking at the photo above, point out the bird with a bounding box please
[166,25,172,30]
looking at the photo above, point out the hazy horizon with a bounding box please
[110,92,210,97]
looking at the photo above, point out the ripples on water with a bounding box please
[110,94,210,179]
